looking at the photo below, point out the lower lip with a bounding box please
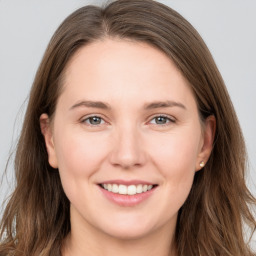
[99,186,156,207]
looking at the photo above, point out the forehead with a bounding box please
[65,38,181,82]
[59,38,196,110]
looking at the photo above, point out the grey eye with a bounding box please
[85,116,104,125]
[151,116,170,125]
[155,116,168,124]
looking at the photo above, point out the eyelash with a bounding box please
[80,114,176,127]
[148,115,176,126]
[81,115,107,126]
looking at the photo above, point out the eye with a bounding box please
[82,116,105,126]
[149,115,175,125]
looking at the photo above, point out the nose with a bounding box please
[109,125,146,169]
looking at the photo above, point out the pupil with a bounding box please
[156,116,166,124]
[90,116,101,125]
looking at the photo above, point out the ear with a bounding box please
[40,113,58,168]
[196,115,216,171]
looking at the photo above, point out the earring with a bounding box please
[199,161,205,168]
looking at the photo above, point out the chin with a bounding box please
[96,214,161,240]
[102,225,153,240]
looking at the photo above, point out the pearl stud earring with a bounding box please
[199,161,205,168]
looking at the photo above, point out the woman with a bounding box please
[0,0,255,255]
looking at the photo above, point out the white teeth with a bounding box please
[136,184,143,194]
[147,185,153,191]
[127,185,136,195]
[101,183,155,195]
[112,184,119,193]
[118,185,127,195]
[107,184,112,191]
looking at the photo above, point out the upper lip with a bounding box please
[98,179,156,186]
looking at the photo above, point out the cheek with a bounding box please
[57,134,105,175]
[148,128,201,195]
[53,127,112,209]
[150,131,200,171]
[53,128,109,183]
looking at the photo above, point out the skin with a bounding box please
[40,38,215,256]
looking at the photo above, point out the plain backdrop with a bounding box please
[0,0,256,245]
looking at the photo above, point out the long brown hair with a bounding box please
[1,0,255,255]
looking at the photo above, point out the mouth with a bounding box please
[97,180,158,206]
[99,183,158,195]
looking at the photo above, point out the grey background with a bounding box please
[0,0,255,246]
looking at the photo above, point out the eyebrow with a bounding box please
[69,100,111,110]
[69,100,186,111]
[144,100,186,110]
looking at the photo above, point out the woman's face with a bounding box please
[41,39,214,240]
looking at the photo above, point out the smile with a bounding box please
[100,184,155,195]
[98,181,158,207]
